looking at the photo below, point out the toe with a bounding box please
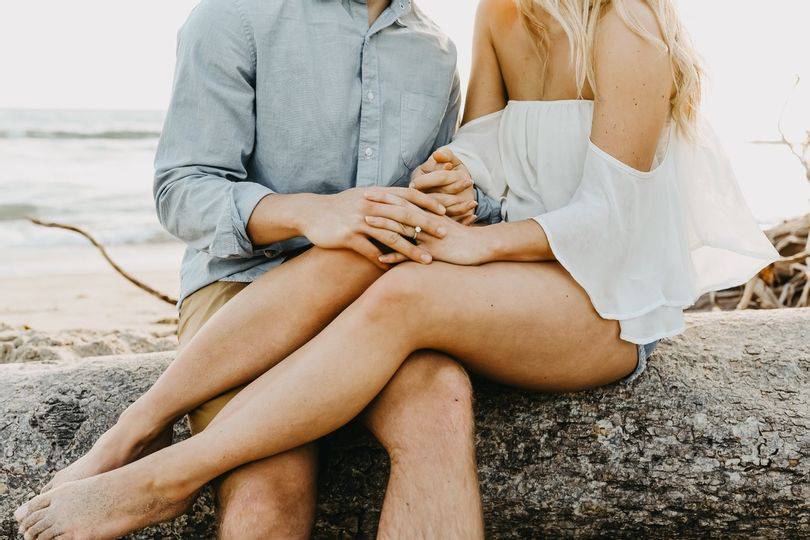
[36,527,59,540]
[14,494,50,521]
[24,516,53,540]
[20,509,47,533]
[14,504,28,522]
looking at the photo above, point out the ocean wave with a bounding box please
[0,217,175,248]
[0,203,38,220]
[0,129,161,140]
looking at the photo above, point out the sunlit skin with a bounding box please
[32,248,484,540]
[16,0,678,538]
[28,0,485,537]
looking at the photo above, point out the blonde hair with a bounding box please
[517,0,703,134]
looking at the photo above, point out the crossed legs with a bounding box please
[176,281,319,540]
[26,248,482,539]
[211,350,480,540]
[17,259,637,539]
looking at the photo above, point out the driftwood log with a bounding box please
[1,309,808,538]
[691,214,810,311]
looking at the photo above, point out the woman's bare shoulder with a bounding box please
[596,1,668,58]
[475,0,521,31]
[594,1,672,88]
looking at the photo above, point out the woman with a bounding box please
[16,0,778,537]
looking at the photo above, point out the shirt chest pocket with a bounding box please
[400,91,447,170]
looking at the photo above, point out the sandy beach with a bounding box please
[1,241,185,362]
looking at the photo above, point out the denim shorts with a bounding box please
[621,340,660,384]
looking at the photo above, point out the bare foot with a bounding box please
[41,409,170,494]
[16,464,194,540]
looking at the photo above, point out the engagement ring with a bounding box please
[412,226,422,242]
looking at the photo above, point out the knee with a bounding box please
[356,263,430,320]
[366,351,475,457]
[217,458,317,540]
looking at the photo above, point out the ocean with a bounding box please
[1,108,808,253]
[0,109,169,250]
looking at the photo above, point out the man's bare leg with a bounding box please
[186,350,481,540]
[211,350,484,540]
[364,350,484,539]
[215,446,319,540]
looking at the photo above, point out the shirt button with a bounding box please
[364,147,374,158]
[367,91,375,102]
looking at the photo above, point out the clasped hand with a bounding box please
[302,147,486,268]
[364,148,490,267]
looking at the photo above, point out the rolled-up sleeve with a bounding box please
[472,186,502,224]
[432,71,502,224]
[153,0,274,259]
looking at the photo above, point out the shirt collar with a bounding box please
[338,0,411,27]
[391,0,412,19]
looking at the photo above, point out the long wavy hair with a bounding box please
[517,0,703,134]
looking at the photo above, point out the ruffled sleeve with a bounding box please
[447,110,509,211]
[533,123,779,344]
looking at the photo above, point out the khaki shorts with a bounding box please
[177,281,250,434]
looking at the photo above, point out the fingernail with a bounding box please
[438,205,446,214]
[364,216,375,224]
[378,255,388,262]
[437,226,447,236]
[409,183,415,189]
[466,180,473,186]
[421,254,432,263]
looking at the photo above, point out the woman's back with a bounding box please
[466,0,672,98]
[449,0,778,344]
[465,0,674,171]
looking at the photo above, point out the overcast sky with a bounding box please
[1,1,808,142]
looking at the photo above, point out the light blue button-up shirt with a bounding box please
[154,0,501,306]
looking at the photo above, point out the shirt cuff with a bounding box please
[473,186,503,224]
[232,181,281,258]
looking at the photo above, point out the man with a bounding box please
[154,0,501,537]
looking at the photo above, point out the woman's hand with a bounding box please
[364,217,556,267]
[411,148,478,224]
[366,214,493,267]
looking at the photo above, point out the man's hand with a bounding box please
[410,147,477,225]
[248,187,450,270]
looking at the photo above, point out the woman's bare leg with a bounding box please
[196,261,637,467]
[16,261,637,539]
[42,247,384,490]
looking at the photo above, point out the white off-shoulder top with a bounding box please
[448,100,779,344]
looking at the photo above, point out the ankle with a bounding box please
[150,475,196,506]
[141,445,206,504]
[115,401,172,445]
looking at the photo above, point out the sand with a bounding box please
[1,241,185,362]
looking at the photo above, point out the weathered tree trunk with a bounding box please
[1,310,808,538]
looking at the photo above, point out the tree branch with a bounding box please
[776,75,810,182]
[26,217,178,306]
